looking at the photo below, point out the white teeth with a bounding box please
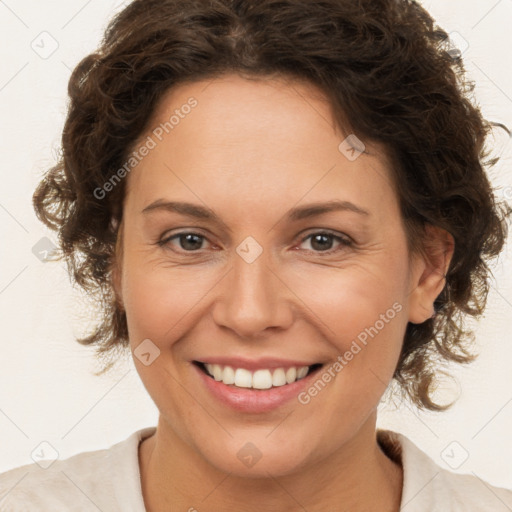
[212,364,223,381]
[202,363,311,389]
[252,369,273,389]
[272,368,287,387]
[222,365,235,384]
[234,368,252,388]
[297,366,308,379]
[285,367,297,384]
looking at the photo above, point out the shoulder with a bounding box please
[378,429,512,512]
[0,426,155,512]
[0,449,109,511]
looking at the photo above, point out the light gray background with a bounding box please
[1,0,511,489]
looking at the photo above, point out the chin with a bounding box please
[187,427,320,478]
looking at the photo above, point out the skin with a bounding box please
[112,73,454,511]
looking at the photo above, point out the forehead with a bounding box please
[144,75,337,155]
[138,73,384,156]
[124,73,398,222]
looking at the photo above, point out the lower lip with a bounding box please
[193,363,322,413]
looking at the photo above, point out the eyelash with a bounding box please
[157,230,353,255]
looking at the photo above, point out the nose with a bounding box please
[211,246,294,339]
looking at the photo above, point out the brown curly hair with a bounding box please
[33,0,511,410]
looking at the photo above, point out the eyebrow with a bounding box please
[142,199,233,233]
[286,200,370,221]
[143,200,218,219]
[141,199,370,224]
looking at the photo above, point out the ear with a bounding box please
[407,224,454,324]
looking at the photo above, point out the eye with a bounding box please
[157,230,352,255]
[298,231,352,254]
[158,232,210,252]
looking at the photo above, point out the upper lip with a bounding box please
[194,357,322,371]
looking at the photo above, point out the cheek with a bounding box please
[121,256,220,346]
[291,257,407,335]
[285,253,409,385]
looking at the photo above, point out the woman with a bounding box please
[1,0,511,510]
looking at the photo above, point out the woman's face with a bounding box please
[115,73,434,477]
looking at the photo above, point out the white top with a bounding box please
[1,427,511,511]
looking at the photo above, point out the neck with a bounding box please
[139,413,403,512]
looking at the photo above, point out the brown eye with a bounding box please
[177,233,205,251]
[159,232,208,251]
[299,231,352,254]
[309,233,336,251]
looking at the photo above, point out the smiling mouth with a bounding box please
[193,361,323,390]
